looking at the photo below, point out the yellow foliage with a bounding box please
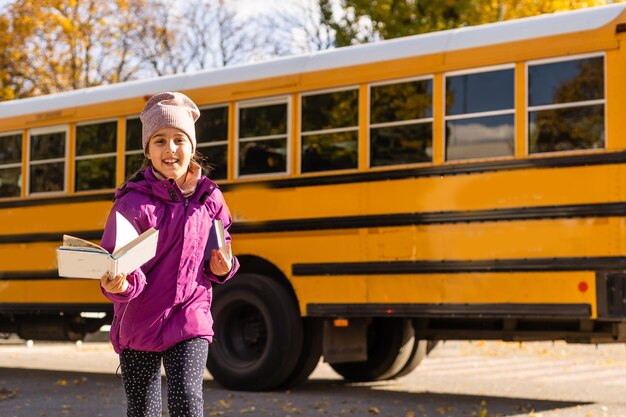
[0,88,15,101]
[54,14,75,32]
[0,0,149,100]
[466,0,615,23]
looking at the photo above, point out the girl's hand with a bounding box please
[209,243,232,277]
[100,271,129,294]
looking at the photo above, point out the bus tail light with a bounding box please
[333,318,349,327]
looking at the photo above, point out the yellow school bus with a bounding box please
[2,4,626,390]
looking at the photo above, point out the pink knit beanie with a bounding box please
[140,92,200,151]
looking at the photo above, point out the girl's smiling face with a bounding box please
[146,127,193,187]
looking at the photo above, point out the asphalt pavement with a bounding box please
[1,336,626,417]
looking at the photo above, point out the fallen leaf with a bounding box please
[310,401,329,409]
[216,400,231,409]
[368,406,380,414]
[0,388,18,401]
[282,405,303,413]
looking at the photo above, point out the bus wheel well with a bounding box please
[235,255,297,310]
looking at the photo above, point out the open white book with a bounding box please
[56,212,159,279]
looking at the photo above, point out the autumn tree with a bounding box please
[321,0,625,46]
[0,0,274,101]
[0,0,148,100]
[199,0,267,67]
[129,0,192,76]
[265,0,335,54]
[130,0,274,75]
[0,7,24,100]
[473,0,625,22]
[3,0,623,102]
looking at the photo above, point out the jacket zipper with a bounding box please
[177,197,190,289]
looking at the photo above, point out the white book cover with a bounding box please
[214,219,228,258]
[204,219,228,260]
[56,212,159,279]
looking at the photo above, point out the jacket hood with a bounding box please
[115,167,218,204]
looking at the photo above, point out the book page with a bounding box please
[56,248,112,279]
[112,227,158,258]
[113,211,139,253]
[113,228,159,275]
[62,235,106,252]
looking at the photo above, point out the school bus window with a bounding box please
[301,89,358,173]
[28,129,66,194]
[197,106,228,180]
[528,56,605,154]
[75,121,117,191]
[445,68,514,161]
[0,133,22,198]
[238,102,288,176]
[125,117,144,178]
[370,79,433,167]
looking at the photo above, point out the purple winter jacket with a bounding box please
[100,168,239,354]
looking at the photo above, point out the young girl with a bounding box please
[99,91,239,417]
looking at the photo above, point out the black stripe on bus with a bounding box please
[0,303,113,314]
[2,151,626,209]
[5,256,626,281]
[0,192,115,209]
[1,201,625,244]
[246,150,626,190]
[233,202,626,233]
[0,270,62,280]
[292,257,626,276]
[306,303,591,318]
[0,231,103,244]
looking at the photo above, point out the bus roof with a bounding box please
[1,3,624,120]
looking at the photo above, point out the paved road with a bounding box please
[1,337,626,417]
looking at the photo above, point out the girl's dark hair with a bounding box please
[119,150,214,190]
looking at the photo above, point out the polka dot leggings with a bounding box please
[120,338,209,417]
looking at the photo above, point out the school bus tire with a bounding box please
[390,337,428,379]
[277,317,323,389]
[207,273,303,391]
[329,318,415,382]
